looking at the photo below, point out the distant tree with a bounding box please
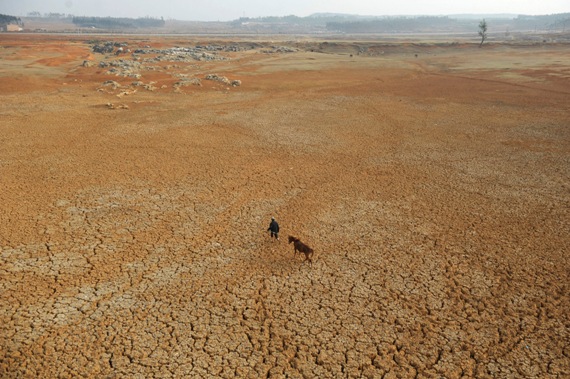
[478,19,488,47]
[0,13,22,26]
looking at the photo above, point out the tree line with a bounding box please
[0,14,23,26]
[72,16,165,29]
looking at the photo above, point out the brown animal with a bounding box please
[288,236,314,264]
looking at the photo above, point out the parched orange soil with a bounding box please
[0,34,569,378]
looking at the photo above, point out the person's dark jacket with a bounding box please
[268,220,279,233]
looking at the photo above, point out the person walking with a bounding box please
[267,217,280,240]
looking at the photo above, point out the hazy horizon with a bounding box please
[2,0,569,21]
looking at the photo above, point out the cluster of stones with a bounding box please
[88,42,247,86]
[261,46,298,54]
[173,77,203,91]
[204,74,241,87]
[91,41,129,54]
[134,47,227,63]
[91,42,247,63]
[98,59,142,79]
[133,44,247,59]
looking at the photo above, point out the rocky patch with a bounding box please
[205,74,241,87]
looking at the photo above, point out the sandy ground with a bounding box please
[0,34,569,378]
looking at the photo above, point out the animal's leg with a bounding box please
[304,254,311,264]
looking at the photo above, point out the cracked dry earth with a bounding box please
[1,34,569,378]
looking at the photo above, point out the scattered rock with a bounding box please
[101,80,121,90]
[92,43,114,54]
[105,103,129,110]
[116,89,137,98]
[205,74,231,85]
[262,46,298,54]
[174,78,202,88]
[92,41,128,54]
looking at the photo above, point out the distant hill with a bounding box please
[448,14,519,20]
[308,12,519,20]
[235,12,570,33]
[321,13,570,33]
[308,13,378,20]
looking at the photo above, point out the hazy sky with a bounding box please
[2,0,569,21]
